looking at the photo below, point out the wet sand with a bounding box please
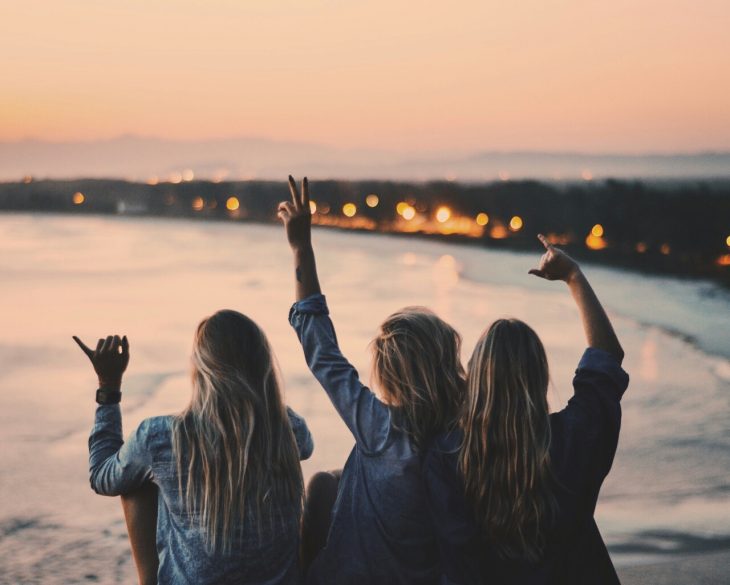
[619,550,730,584]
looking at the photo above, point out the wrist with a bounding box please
[564,266,583,285]
[292,244,314,257]
[97,378,122,392]
[96,387,122,405]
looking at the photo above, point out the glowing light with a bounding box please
[396,202,410,216]
[726,235,730,247]
[582,170,593,181]
[182,169,194,182]
[342,203,357,217]
[509,216,523,231]
[717,254,730,267]
[476,213,489,226]
[226,196,239,211]
[402,206,416,220]
[585,234,607,250]
[169,172,182,184]
[309,200,317,214]
[22,175,33,184]
[192,197,205,211]
[72,192,85,205]
[366,194,379,208]
[436,206,451,223]
[499,171,510,182]
[591,224,604,237]
[636,242,647,253]
[490,225,509,239]
[146,176,159,186]
[660,243,671,255]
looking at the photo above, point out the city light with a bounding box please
[591,224,604,237]
[309,200,317,214]
[192,197,204,211]
[490,225,509,239]
[509,216,523,231]
[226,196,239,211]
[476,212,489,226]
[636,242,647,253]
[718,254,730,267]
[660,243,671,255]
[726,235,730,247]
[402,206,416,220]
[72,192,85,205]
[396,202,409,216]
[366,194,379,208]
[436,206,451,223]
[169,172,183,184]
[182,169,194,182]
[342,203,357,217]
[585,234,607,250]
[146,176,159,186]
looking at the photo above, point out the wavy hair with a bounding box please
[459,319,557,563]
[371,307,466,449]
[171,310,303,553]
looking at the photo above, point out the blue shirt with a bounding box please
[89,404,314,585]
[289,294,440,585]
[422,348,629,585]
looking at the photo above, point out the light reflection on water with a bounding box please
[0,214,729,582]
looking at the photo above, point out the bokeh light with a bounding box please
[226,196,239,211]
[309,200,317,214]
[660,243,671,255]
[192,196,205,211]
[396,201,409,216]
[436,206,451,223]
[366,194,379,208]
[476,212,489,226]
[402,206,416,220]
[342,203,357,217]
[509,215,523,231]
[72,192,85,205]
[591,224,604,237]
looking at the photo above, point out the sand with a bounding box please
[618,550,730,585]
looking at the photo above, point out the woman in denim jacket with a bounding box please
[278,176,466,585]
[76,310,313,585]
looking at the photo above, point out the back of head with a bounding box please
[460,318,556,563]
[371,307,466,449]
[173,310,302,553]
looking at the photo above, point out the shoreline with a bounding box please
[618,549,730,584]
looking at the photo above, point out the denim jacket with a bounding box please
[89,403,313,585]
[289,294,439,585]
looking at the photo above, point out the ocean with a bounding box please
[0,214,728,583]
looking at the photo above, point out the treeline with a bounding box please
[1,177,728,285]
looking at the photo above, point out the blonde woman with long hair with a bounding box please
[278,176,466,585]
[75,310,313,584]
[423,235,629,584]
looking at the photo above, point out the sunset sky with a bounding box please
[2,0,729,153]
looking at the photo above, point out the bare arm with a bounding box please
[278,175,321,300]
[529,234,624,364]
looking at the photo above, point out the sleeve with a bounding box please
[422,445,482,585]
[289,293,391,454]
[88,404,153,496]
[287,406,314,460]
[560,347,630,489]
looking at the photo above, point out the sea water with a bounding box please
[0,214,728,583]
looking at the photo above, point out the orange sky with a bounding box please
[2,0,729,152]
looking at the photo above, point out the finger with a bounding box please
[537,234,552,250]
[288,175,300,209]
[101,335,114,353]
[113,335,122,354]
[72,336,95,359]
[121,335,129,357]
[302,177,310,207]
[96,338,104,353]
[528,269,546,278]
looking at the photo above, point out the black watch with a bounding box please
[96,388,122,405]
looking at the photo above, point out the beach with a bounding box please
[0,213,728,583]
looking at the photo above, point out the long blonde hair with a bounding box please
[371,307,465,449]
[459,319,557,563]
[172,310,303,553]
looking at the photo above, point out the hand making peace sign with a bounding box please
[278,175,312,251]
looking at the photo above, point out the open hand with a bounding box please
[73,335,129,389]
[278,176,312,251]
[528,234,580,282]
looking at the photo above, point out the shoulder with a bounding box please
[134,415,174,450]
[574,348,630,399]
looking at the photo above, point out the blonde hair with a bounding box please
[371,307,465,449]
[459,319,557,563]
[172,310,303,553]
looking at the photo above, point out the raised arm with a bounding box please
[529,234,624,364]
[278,175,321,301]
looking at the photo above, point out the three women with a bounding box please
[77,176,628,584]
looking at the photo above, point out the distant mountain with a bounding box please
[1,136,729,181]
